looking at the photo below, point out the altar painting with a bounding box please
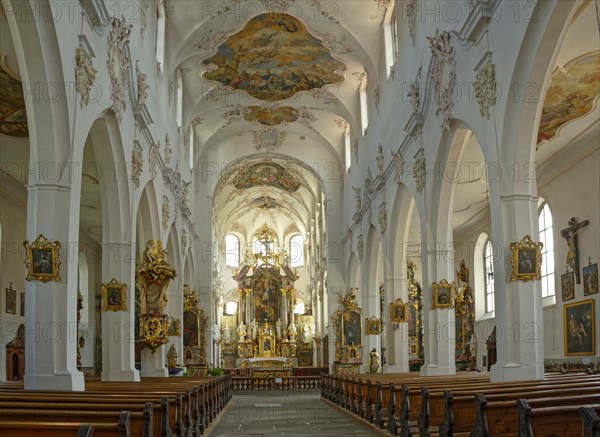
[183,310,199,347]
[253,272,280,324]
[342,310,361,347]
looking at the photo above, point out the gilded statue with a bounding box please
[167,344,177,369]
[369,348,380,373]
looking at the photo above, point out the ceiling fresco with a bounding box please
[244,106,299,125]
[232,162,301,192]
[202,13,346,102]
[538,51,600,144]
[0,66,28,137]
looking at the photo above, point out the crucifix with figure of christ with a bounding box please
[560,217,588,284]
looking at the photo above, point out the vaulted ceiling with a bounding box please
[164,0,391,239]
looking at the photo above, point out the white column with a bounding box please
[386,277,410,373]
[24,184,84,390]
[361,266,380,373]
[420,247,456,376]
[490,193,544,382]
[100,243,140,382]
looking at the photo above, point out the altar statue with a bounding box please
[249,320,257,340]
[237,322,247,341]
[300,324,309,343]
[369,348,380,374]
[288,321,297,341]
[167,344,177,369]
[223,324,233,343]
[276,319,282,339]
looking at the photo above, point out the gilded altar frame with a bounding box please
[183,286,207,365]
[258,329,276,357]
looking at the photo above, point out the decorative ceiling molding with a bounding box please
[253,128,287,152]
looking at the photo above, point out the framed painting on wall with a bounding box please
[583,262,598,296]
[5,283,16,315]
[561,271,575,301]
[564,299,595,356]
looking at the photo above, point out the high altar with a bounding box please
[219,225,314,370]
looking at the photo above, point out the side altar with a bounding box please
[219,224,314,369]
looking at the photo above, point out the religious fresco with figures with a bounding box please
[232,162,301,192]
[244,106,300,125]
[202,13,346,101]
[0,66,28,137]
[253,269,281,324]
[538,51,600,143]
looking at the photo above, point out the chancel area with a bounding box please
[0,0,599,435]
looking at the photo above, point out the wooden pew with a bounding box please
[0,402,153,436]
[517,399,600,437]
[0,410,130,437]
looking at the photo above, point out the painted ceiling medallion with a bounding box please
[0,66,28,137]
[538,51,600,144]
[202,13,346,101]
[253,128,287,152]
[233,162,301,192]
[245,106,299,125]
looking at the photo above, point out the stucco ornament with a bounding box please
[75,47,97,108]
[407,66,422,113]
[474,63,497,119]
[107,18,133,122]
[376,143,384,175]
[253,128,287,152]
[150,141,160,179]
[140,0,149,38]
[374,85,380,115]
[407,0,417,46]
[378,203,387,235]
[162,198,170,230]
[182,181,191,210]
[391,150,404,184]
[352,186,361,212]
[164,134,172,165]
[181,229,187,252]
[357,234,364,261]
[136,63,150,105]
[131,149,143,189]
[428,30,457,131]
[414,157,426,194]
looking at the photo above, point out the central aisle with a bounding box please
[208,392,382,436]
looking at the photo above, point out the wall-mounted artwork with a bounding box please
[583,262,598,296]
[390,298,408,323]
[0,66,28,137]
[510,235,543,282]
[561,271,575,301]
[202,13,346,101]
[564,299,595,356]
[5,283,16,315]
[23,234,62,283]
[432,279,455,309]
[538,51,600,144]
[365,316,382,335]
[101,279,127,312]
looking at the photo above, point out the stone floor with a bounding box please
[208,391,384,436]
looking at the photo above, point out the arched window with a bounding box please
[384,6,398,75]
[359,73,369,134]
[155,2,166,71]
[188,125,194,169]
[289,235,304,267]
[484,239,495,313]
[225,234,239,267]
[344,126,351,172]
[176,70,183,129]
[538,201,555,298]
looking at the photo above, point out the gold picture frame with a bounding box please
[390,298,408,323]
[432,279,455,309]
[23,234,61,283]
[101,278,127,312]
[564,299,595,356]
[510,235,543,282]
[365,316,382,335]
[166,317,181,336]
